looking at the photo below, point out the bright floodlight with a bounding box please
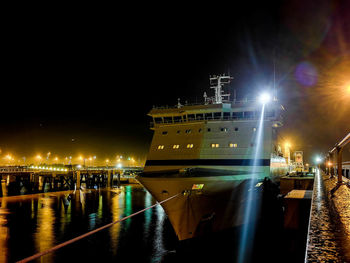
[259,93,271,104]
[315,156,322,164]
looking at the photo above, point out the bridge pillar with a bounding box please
[337,147,343,184]
[52,173,56,190]
[107,170,112,187]
[1,178,7,197]
[76,171,81,190]
[39,176,44,191]
[117,172,121,188]
[30,173,34,183]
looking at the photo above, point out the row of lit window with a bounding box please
[158,144,193,149]
[211,143,238,148]
[161,127,257,135]
[157,143,238,150]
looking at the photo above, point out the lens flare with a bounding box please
[237,104,265,263]
[295,61,318,86]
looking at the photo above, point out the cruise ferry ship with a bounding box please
[137,75,288,240]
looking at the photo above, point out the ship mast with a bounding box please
[206,74,233,104]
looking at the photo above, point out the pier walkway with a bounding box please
[305,170,350,262]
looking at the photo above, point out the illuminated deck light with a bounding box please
[259,93,271,104]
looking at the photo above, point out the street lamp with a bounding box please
[315,156,322,171]
[36,155,42,164]
[5,154,13,166]
[47,152,51,163]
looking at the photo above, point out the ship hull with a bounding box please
[137,174,264,241]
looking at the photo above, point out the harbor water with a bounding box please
[0,184,308,263]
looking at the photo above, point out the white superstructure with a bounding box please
[138,75,288,240]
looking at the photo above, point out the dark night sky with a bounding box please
[1,0,349,163]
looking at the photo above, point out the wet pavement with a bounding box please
[305,170,350,262]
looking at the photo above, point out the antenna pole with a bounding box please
[209,74,233,104]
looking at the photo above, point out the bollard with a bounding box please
[1,179,7,197]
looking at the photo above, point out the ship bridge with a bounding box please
[149,100,283,129]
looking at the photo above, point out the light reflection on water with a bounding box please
[109,188,123,256]
[35,197,54,263]
[0,185,176,263]
[144,191,152,240]
[152,204,166,263]
[0,199,9,263]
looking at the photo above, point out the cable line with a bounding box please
[17,192,181,263]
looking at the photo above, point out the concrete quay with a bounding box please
[305,170,350,262]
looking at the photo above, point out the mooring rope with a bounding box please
[17,192,181,263]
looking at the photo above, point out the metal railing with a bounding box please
[151,99,259,110]
[150,115,282,128]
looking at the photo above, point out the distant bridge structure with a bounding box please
[0,165,143,197]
